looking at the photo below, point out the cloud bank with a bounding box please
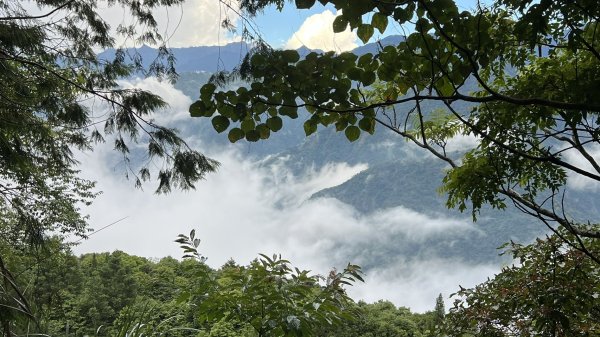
[95,0,241,47]
[563,144,600,191]
[73,77,500,312]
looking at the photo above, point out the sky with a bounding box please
[93,0,485,51]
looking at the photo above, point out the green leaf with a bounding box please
[295,0,315,9]
[332,16,348,33]
[266,116,283,132]
[393,7,411,22]
[241,118,256,132]
[245,130,260,142]
[211,115,230,133]
[377,64,395,81]
[358,117,375,134]
[280,106,298,119]
[228,128,244,143]
[347,67,363,81]
[189,101,206,117]
[303,120,318,136]
[335,119,348,131]
[371,13,388,33]
[200,83,216,102]
[256,124,271,139]
[282,50,300,63]
[358,53,372,68]
[345,125,360,142]
[397,81,409,95]
[357,24,374,44]
[361,71,376,86]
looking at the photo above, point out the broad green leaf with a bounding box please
[266,116,283,132]
[245,130,260,142]
[361,70,376,86]
[332,16,348,33]
[357,24,374,44]
[436,77,455,96]
[241,118,256,132]
[358,117,376,134]
[211,115,230,133]
[358,53,372,68]
[254,102,268,113]
[335,119,348,131]
[256,124,271,139]
[347,67,363,81]
[397,81,409,95]
[280,106,298,118]
[228,128,244,143]
[371,12,388,33]
[282,49,300,63]
[345,125,360,142]
[303,120,318,136]
[200,83,216,102]
[377,64,396,81]
[189,101,205,117]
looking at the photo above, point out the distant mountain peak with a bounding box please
[99,36,407,73]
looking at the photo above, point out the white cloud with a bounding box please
[446,134,479,153]
[20,0,241,48]
[95,0,241,47]
[75,141,495,312]
[285,10,358,52]
[348,259,499,312]
[562,144,600,191]
[118,77,192,124]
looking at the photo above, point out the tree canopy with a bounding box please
[445,230,600,336]
[0,231,365,337]
[195,0,600,256]
[1,0,219,241]
[0,0,218,333]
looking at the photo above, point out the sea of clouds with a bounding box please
[73,77,500,312]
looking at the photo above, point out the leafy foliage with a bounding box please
[196,0,600,245]
[445,231,600,336]
[318,300,435,337]
[0,0,219,331]
[0,0,218,243]
[179,234,364,337]
[0,234,369,337]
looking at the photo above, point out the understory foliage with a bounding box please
[176,231,365,337]
[4,231,599,337]
[446,231,600,336]
[0,234,376,337]
[0,0,218,332]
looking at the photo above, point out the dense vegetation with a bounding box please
[3,229,600,336]
[1,235,442,337]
